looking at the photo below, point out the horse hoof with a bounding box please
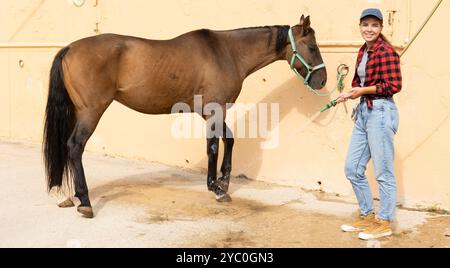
[77,206,94,218]
[217,178,230,193]
[216,193,232,203]
[57,198,75,208]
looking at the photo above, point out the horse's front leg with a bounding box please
[206,122,232,202]
[218,122,234,193]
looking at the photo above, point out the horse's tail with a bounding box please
[43,46,75,192]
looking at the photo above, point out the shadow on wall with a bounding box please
[193,76,334,186]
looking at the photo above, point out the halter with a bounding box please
[288,27,326,91]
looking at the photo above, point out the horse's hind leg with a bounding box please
[67,109,106,218]
[57,195,75,208]
[217,122,234,193]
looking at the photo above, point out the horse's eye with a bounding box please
[308,46,317,52]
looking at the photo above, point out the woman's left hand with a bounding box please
[336,88,363,103]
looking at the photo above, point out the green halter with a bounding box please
[288,27,326,88]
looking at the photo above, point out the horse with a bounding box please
[43,14,327,218]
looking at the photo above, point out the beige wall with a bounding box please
[1,0,449,211]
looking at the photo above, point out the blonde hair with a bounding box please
[379,33,394,49]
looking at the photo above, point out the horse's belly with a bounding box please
[114,86,192,115]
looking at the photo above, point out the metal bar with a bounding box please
[0,40,405,50]
[400,0,443,57]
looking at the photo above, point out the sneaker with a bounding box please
[358,218,393,240]
[341,213,376,232]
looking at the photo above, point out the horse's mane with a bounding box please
[199,25,290,55]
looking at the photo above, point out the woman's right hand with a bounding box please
[336,91,352,103]
[336,88,363,103]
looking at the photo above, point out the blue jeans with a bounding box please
[344,98,399,221]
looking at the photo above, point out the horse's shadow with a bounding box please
[88,167,250,215]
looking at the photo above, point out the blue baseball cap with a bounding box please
[360,8,383,21]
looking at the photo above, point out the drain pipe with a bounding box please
[400,0,443,57]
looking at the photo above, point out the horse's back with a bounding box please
[63,31,238,114]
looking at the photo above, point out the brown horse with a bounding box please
[43,15,327,218]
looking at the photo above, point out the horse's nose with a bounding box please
[320,79,326,88]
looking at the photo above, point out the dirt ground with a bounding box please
[0,140,448,248]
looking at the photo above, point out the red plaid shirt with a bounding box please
[352,37,402,109]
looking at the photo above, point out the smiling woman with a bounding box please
[337,8,402,241]
[360,18,382,46]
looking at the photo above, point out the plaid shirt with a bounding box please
[352,37,402,109]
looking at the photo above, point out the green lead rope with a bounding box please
[319,64,349,113]
[320,99,338,113]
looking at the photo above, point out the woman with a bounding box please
[337,8,402,240]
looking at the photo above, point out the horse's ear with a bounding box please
[299,14,305,25]
[299,15,311,32]
[304,15,311,28]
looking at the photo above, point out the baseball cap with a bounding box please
[360,8,383,21]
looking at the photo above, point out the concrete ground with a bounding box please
[0,140,449,248]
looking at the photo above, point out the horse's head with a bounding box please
[286,15,327,90]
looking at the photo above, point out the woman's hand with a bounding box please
[336,87,363,103]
